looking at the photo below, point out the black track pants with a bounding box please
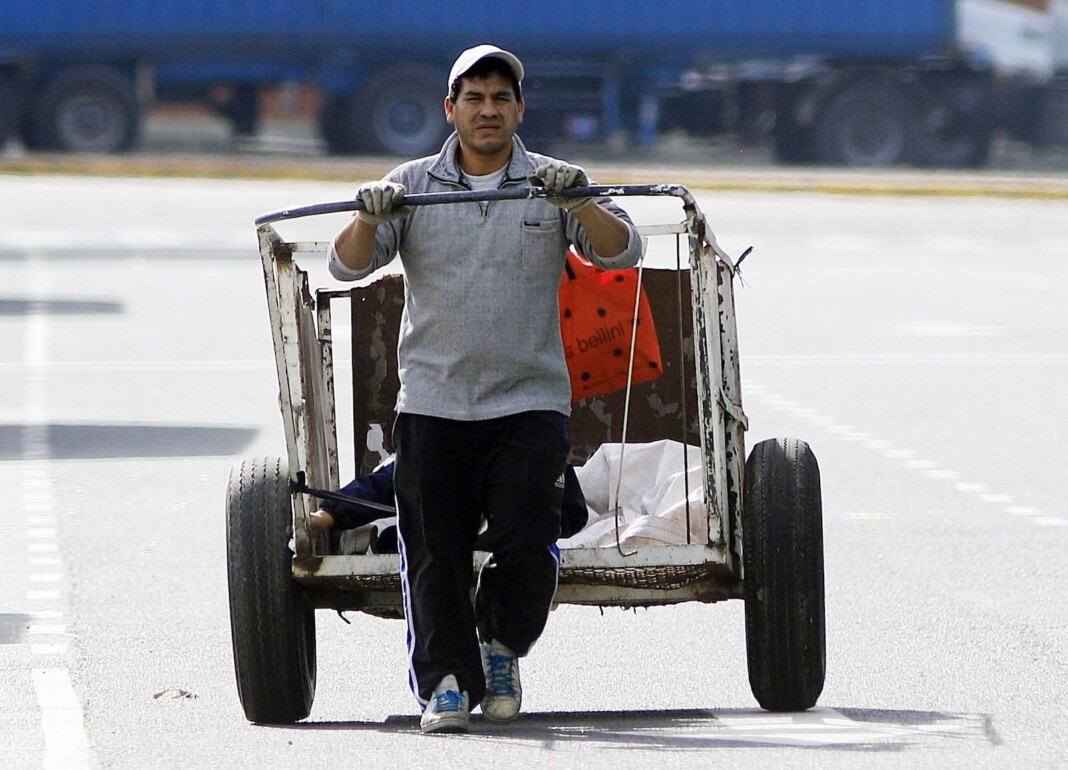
[393,410,567,707]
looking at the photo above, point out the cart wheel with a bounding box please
[742,438,825,711]
[226,457,316,723]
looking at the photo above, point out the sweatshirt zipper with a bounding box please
[444,173,487,226]
[429,168,523,227]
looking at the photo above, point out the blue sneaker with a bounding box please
[480,641,522,722]
[420,675,470,734]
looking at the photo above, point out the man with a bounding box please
[329,43,641,734]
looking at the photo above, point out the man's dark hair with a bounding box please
[449,57,522,103]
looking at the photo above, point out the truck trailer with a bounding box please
[1,0,1065,166]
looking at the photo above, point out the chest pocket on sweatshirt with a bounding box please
[520,218,563,272]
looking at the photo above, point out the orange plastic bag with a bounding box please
[558,249,663,401]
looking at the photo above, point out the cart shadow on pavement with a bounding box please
[283,707,997,752]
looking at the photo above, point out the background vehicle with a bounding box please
[1,0,1066,165]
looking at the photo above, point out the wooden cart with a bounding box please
[226,185,825,723]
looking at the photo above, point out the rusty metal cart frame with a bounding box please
[226,184,825,724]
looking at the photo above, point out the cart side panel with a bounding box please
[295,274,334,493]
[716,256,747,572]
[350,274,406,476]
[348,269,700,475]
[682,200,747,571]
[315,294,341,489]
[568,269,700,464]
[259,225,336,554]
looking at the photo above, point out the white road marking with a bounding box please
[709,709,916,746]
[31,669,95,769]
[862,438,893,451]
[31,644,69,656]
[29,556,63,567]
[925,469,960,480]
[0,229,250,251]
[30,611,64,621]
[26,589,61,601]
[744,353,1068,365]
[901,321,1007,338]
[0,358,275,374]
[19,253,94,768]
[585,707,985,748]
[1035,517,1067,527]
[746,380,1052,526]
[1007,506,1039,516]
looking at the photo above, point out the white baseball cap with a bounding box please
[448,44,524,93]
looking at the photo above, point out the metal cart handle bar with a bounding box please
[254,184,695,226]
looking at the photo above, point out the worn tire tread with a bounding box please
[742,437,826,711]
[226,457,316,723]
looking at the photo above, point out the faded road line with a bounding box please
[745,381,1065,528]
[32,669,95,769]
[23,252,95,769]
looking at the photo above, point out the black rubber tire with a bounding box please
[771,122,815,165]
[915,126,993,169]
[0,73,18,148]
[31,65,140,153]
[317,96,362,155]
[742,437,825,712]
[19,106,46,151]
[226,457,316,724]
[813,81,915,167]
[219,85,260,137]
[352,66,450,156]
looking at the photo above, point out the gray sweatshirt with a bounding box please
[330,132,642,421]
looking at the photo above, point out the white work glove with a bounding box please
[356,181,411,225]
[529,161,593,212]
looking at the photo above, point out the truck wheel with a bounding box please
[318,96,362,154]
[813,81,915,167]
[216,85,260,138]
[0,74,18,148]
[353,66,450,156]
[916,126,993,169]
[226,457,316,724]
[742,437,825,712]
[31,65,140,153]
[771,123,814,164]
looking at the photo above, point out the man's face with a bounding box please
[445,72,524,160]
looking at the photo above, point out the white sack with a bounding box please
[560,440,709,548]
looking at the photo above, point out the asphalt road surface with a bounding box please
[0,169,1065,769]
